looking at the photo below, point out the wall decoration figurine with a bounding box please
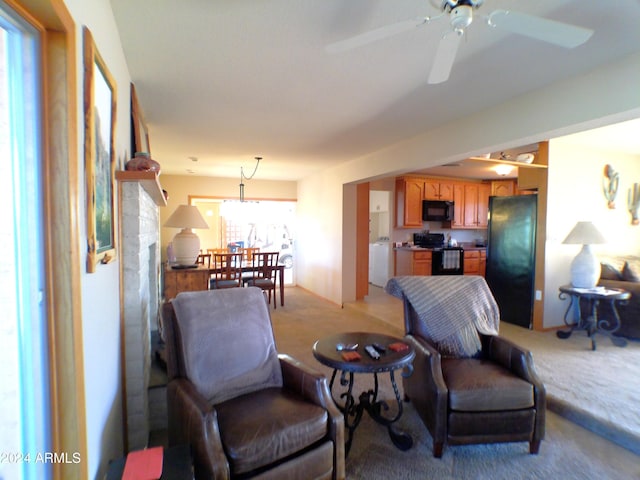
[602,164,619,209]
[628,183,640,226]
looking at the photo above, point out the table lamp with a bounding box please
[562,221,606,288]
[164,205,209,266]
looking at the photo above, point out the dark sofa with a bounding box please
[590,257,640,340]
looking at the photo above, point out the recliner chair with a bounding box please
[386,275,545,458]
[163,287,345,479]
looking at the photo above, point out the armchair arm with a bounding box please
[481,334,545,389]
[167,379,230,480]
[279,354,345,480]
[403,335,448,451]
[481,334,546,441]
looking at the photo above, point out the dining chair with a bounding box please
[206,247,229,256]
[210,253,242,289]
[244,251,279,308]
[239,247,260,263]
[239,247,261,283]
[195,252,211,268]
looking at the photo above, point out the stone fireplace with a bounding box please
[120,179,162,450]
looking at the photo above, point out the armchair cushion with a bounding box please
[172,288,283,405]
[216,387,329,475]
[441,358,534,411]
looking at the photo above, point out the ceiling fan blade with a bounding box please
[428,31,462,84]
[326,17,425,54]
[488,10,593,48]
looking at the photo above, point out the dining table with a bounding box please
[163,261,285,306]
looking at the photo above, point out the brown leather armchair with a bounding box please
[389,276,545,458]
[163,287,345,479]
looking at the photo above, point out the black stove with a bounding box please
[413,232,464,275]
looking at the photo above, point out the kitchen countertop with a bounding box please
[395,244,486,251]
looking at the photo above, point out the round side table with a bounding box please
[313,331,415,456]
[556,284,630,350]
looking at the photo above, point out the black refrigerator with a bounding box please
[485,195,537,329]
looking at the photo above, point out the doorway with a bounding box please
[191,198,297,285]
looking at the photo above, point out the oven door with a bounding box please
[431,248,464,275]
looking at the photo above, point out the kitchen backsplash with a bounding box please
[392,224,486,246]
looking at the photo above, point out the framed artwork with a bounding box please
[131,83,151,155]
[83,26,117,272]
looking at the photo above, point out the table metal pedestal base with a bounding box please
[329,368,413,456]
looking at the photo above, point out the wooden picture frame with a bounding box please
[83,26,117,272]
[131,83,151,155]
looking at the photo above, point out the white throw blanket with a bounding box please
[385,276,500,357]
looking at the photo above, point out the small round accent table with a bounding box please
[556,284,630,350]
[312,332,415,456]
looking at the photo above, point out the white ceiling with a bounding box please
[109,0,640,181]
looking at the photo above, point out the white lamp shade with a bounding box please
[570,244,600,288]
[164,205,209,266]
[562,221,606,245]
[563,221,606,289]
[172,228,201,265]
[164,205,209,229]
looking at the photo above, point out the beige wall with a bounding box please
[160,174,297,260]
[297,52,640,306]
[543,136,640,328]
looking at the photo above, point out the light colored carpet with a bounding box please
[498,321,640,456]
[151,286,640,478]
[269,287,640,479]
[346,403,639,480]
[339,287,640,455]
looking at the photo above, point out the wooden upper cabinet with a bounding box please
[462,182,491,228]
[451,183,465,228]
[396,175,491,229]
[396,177,424,228]
[463,184,479,227]
[424,179,454,201]
[477,183,491,228]
[491,180,516,196]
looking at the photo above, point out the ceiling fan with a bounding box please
[326,0,594,84]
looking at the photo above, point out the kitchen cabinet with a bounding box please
[477,183,490,228]
[164,264,209,300]
[424,179,454,201]
[451,183,465,228]
[491,180,516,197]
[462,183,490,228]
[463,249,486,277]
[395,249,432,276]
[395,177,424,228]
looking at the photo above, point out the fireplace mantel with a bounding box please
[116,170,167,206]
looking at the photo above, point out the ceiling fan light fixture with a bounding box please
[450,5,473,30]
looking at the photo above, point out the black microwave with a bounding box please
[422,200,454,222]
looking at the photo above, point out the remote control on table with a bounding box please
[372,343,386,353]
[365,345,381,360]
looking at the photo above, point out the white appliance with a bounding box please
[369,241,390,287]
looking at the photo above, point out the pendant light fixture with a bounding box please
[239,156,261,202]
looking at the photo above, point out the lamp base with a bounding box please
[172,228,200,266]
[570,244,600,289]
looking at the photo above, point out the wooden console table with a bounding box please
[163,264,210,300]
